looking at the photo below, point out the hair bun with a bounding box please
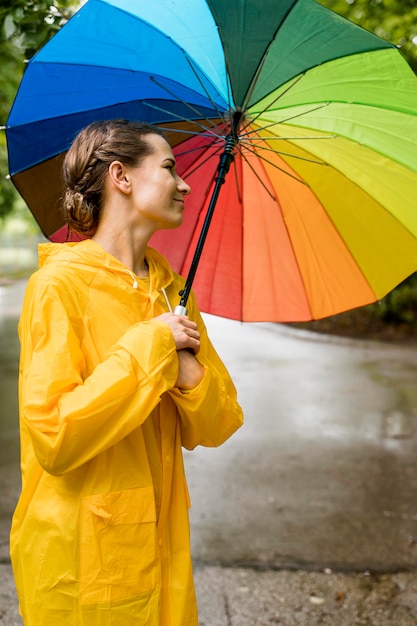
[72,190,84,208]
[64,189,96,234]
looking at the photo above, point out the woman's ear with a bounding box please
[108,161,130,194]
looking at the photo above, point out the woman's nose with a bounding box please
[178,175,191,195]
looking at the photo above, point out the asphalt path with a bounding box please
[187,314,417,573]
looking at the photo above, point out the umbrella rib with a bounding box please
[243,134,336,141]
[185,57,229,128]
[241,54,269,114]
[178,142,225,179]
[241,141,308,185]
[142,100,222,137]
[156,126,219,138]
[242,103,331,138]
[149,76,224,138]
[174,140,225,159]
[240,139,327,165]
[238,0,304,115]
[235,143,277,200]
[240,73,306,135]
[225,72,234,117]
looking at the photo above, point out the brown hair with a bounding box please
[62,119,164,235]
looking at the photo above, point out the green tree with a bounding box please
[317,0,417,72]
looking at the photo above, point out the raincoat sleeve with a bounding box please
[168,293,243,450]
[19,275,179,475]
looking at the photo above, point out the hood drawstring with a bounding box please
[161,287,173,313]
[127,270,138,289]
[128,269,172,314]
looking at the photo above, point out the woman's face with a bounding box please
[128,133,191,233]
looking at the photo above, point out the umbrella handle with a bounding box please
[174,304,188,316]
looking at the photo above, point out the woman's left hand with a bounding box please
[155,312,201,353]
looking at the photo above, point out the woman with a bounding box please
[11,119,243,625]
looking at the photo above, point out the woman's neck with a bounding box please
[92,226,149,277]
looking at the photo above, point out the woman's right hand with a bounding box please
[155,313,201,353]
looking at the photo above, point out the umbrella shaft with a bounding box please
[178,136,236,310]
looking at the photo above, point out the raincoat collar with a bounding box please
[37,238,175,292]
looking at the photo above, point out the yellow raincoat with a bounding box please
[11,239,243,626]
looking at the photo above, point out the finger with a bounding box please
[176,315,198,330]
[176,329,200,351]
[155,313,200,350]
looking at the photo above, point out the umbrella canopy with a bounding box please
[6,0,417,321]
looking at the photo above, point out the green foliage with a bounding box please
[317,0,417,72]
[0,0,77,124]
[376,275,417,327]
[0,0,75,62]
[0,39,21,125]
[0,134,17,220]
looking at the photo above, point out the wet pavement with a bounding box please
[187,316,417,573]
[1,279,417,625]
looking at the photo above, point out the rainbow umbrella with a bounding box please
[5,0,417,321]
